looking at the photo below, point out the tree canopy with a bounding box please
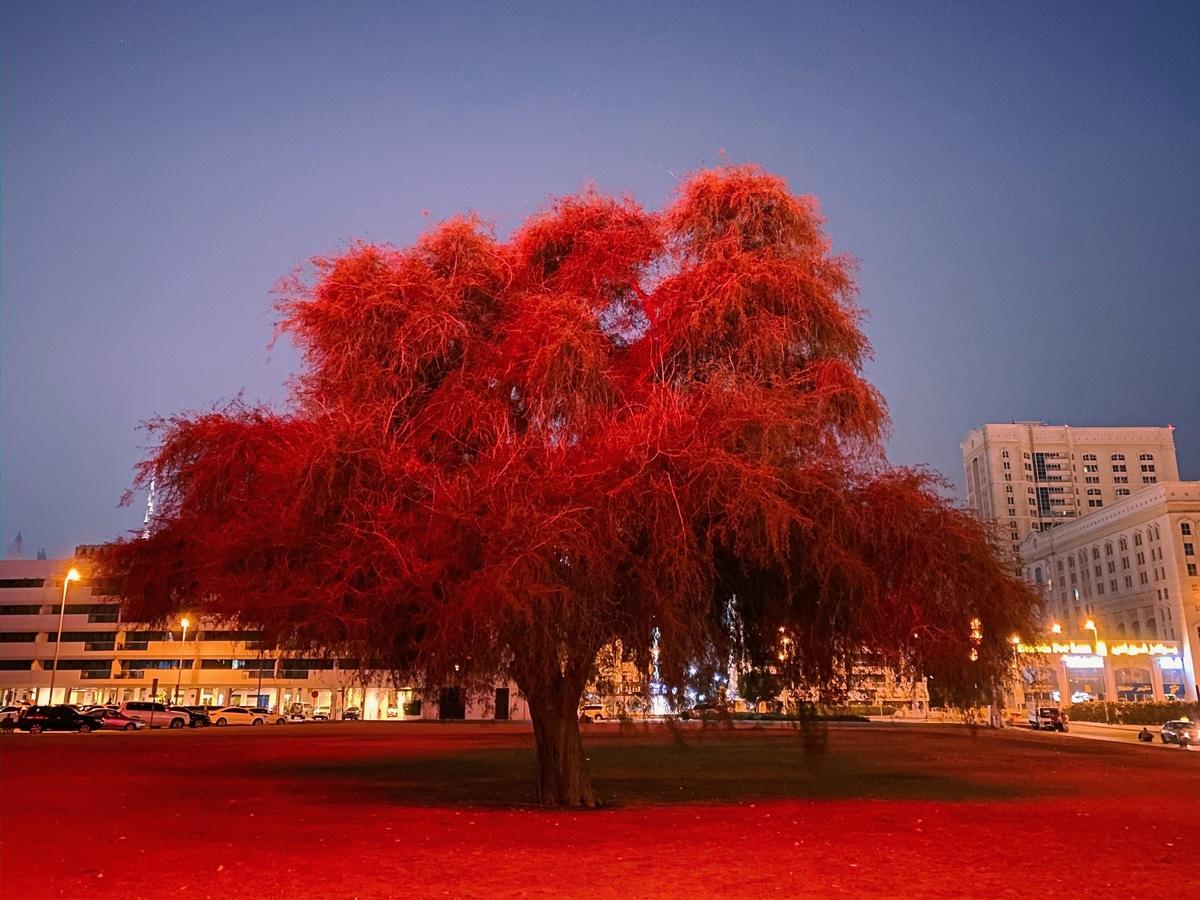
[102,165,1038,806]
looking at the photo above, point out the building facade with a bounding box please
[961,422,1179,553]
[1,554,926,717]
[0,556,528,720]
[1016,482,1200,704]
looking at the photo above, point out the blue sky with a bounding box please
[3,2,1198,555]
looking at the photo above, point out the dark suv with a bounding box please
[17,705,98,734]
[173,706,211,728]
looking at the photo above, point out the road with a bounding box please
[1048,719,1200,751]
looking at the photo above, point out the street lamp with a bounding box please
[47,568,82,705]
[1083,619,1111,724]
[1050,623,1062,635]
[174,617,190,705]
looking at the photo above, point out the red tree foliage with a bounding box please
[102,166,1038,807]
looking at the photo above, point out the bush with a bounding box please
[1065,701,1200,726]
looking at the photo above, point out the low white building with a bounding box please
[1017,482,1200,703]
[0,555,527,720]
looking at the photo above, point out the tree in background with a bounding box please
[102,166,1037,807]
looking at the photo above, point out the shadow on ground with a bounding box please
[251,726,1034,809]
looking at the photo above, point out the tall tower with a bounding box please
[961,422,1179,554]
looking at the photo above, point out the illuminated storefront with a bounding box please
[1015,639,1189,704]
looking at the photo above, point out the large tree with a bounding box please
[103,166,1037,807]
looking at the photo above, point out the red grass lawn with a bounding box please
[2,721,1197,898]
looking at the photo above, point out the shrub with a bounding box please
[1065,701,1200,725]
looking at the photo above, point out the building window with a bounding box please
[1140,464,1156,473]
[1114,476,1129,484]
[1139,572,1149,586]
[1107,561,1115,574]
[1088,499,1103,507]
[1139,453,1154,461]
[1116,488,1131,496]
[1182,523,1193,536]
[1003,461,1011,470]
[1124,575,1133,589]
[1110,579,1118,592]
[1136,552,1145,566]
[1143,476,1157,484]
[1111,453,1125,461]
[1112,464,1127,473]
[1002,450,1009,458]
[1083,465,1099,473]
[1188,563,1197,577]
[1134,532,1143,547]
[1185,543,1195,557]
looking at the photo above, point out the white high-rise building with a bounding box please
[961,423,1179,553]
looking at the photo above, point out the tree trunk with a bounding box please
[525,680,597,808]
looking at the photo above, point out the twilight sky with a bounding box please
[3,2,1198,557]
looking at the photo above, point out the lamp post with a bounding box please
[1084,619,1111,724]
[47,568,81,705]
[174,617,190,705]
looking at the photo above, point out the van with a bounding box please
[119,701,188,729]
[1027,706,1068,732]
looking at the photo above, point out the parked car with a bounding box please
[170,706,211,728]
[1,705,25,725]
[343,707,361,721]
[90,709,146,731]
[251,706,287,725]
[1027,706,1069,732]
[16,705,98,733]
[313,706,330,720]
[118,701,188,729]
[210,706,266,726]
[288,701,314,720]
[681,701,730,721]
[578,703,607,723]
[1160,719,1200,746]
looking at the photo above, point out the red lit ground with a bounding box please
[2,721,1197,898]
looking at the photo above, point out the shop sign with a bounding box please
[1157,657,1185,670]
[1063,655,1105,669]
[1019,640,1180,658]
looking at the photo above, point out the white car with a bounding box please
[118,701,188,729]
[0,705,24,725]
[251,706,287,725]
[210,706,267,726]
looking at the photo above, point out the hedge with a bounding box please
[1065,701,1200,726]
